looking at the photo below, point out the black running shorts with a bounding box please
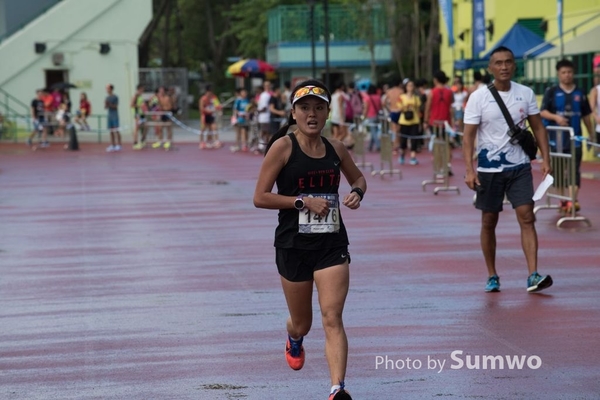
[276,246,350,282]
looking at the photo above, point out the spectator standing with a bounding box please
[269,85,287,137]
[425,70,454,129]
[282,80,292,118]
[385,80,404,153]
[199,85,221,149]
[415,79,429,152]
[345,82,363,126]
[51,88,62,112]
[397,80,422,165]
[149,88,161,142]
[105,84,121,152]
[425,70,454,172]
[131,84,147,150]
[364,84,382,152]
[462,46,553,293]
[27,89,49,148]
[540,58,594,213]
[232,88,251,152]
[54,102,69,139]
[74,92,91,131]
[452,77,469,132]
[152,86,175,150]
[257,81,273,153]
[330,82,347,142]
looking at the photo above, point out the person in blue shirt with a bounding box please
[232,88,251,152]
[540,59,594,212]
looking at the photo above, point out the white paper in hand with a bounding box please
[532,175,554,201]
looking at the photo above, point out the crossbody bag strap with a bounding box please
[487,82,516,133]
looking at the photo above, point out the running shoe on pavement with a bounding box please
[285,336,305,371]
[485,275,500,292]
[106,145,115,152]
[329,382,352,400]
[163,141,171,150]
[565,201,580,213]
[527,272,553,293]
[152,141,163,149]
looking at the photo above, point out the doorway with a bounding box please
[45,69,69,90]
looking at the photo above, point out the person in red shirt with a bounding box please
[424,70,455,173]
[74,92,91,131]
[424,70,454,128]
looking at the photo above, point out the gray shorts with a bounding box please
[476,163,533,213]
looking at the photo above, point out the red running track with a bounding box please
[1,142,599,399]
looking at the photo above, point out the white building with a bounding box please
[0,0,152,132]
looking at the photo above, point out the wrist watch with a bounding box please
[294,195,305,210]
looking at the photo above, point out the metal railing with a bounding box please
[533,126,591,228]
[0,88,30,116]
[371,118,401,179]
[422,121,460,195]
[349,117,373,172]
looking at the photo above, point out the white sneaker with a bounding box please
[114,145,122,151]
[106,145,116,152]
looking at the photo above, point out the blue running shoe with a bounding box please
[527,272,553,293]
[485,275,500,292]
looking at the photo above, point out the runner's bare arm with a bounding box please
[330,139,366,209]
[462,123,479,190]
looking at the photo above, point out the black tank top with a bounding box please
[274,133,349,249]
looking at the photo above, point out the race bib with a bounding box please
[298,194,340,234]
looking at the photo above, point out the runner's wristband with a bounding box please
[350,187,364,201]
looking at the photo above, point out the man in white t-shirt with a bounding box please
[257,80,273,152]
[463,46,553,294]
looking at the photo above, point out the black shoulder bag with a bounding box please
[487,83,538,160]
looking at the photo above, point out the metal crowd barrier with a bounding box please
[371,118,401,179]
[533,126,591,228]
[350,116,373,172]
[422,120,459,194]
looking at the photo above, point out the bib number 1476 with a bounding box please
[298,194,340,234]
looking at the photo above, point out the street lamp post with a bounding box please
[307,0,317,78]
[323,0,330,89]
